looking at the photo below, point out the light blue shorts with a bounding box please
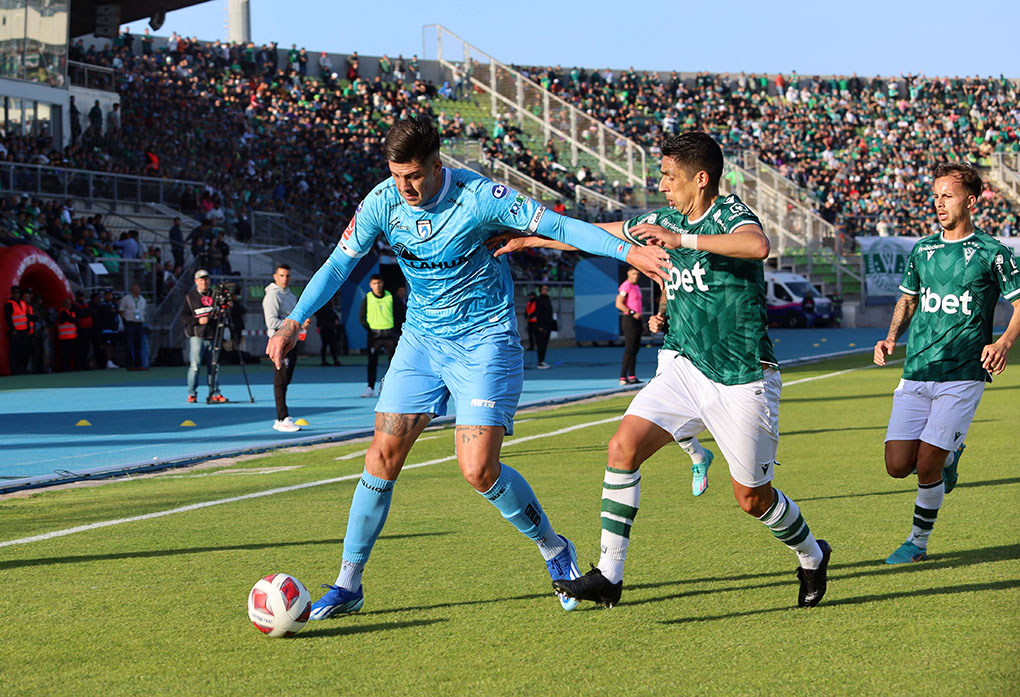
[375,325,524,434]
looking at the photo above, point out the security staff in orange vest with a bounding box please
[57,297,78,372]
[4,285,30,374]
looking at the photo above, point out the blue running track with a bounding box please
[1,328,887,490]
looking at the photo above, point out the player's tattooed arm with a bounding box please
[874,293,918,365]
[887,293,919,341]
[377,412,432,437]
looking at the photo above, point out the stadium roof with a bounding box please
[70,0,209,39]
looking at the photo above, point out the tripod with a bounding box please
[208,303,255,403]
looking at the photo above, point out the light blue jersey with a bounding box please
[289,167,632,337]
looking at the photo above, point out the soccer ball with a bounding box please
[247,573,312,637]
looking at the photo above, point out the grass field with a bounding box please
[1,351,1018,696]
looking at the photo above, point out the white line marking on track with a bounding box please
[0,417,621,548]
[0,362,876,549]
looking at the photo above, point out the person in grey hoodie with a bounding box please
[263,264,311,432]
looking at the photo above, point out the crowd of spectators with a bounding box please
[5,34,1018,295]
[509,65,1020,238]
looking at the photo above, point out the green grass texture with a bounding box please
[1,352,1017,696]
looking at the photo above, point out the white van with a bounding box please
[765,271,837,328]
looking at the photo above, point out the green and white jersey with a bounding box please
[622,194,777,386]
[899,229,1020,382]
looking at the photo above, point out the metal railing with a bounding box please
[0,162,203,207]
[425,24,645,206]
[990,153,1020,204]
[250,212,329,276]
[719,153,860,296]
[67,60,116,91]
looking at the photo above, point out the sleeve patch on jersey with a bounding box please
[341,214,356,241]
[509,193,529,217]
[491,183,508,199]
[528,206,546,232]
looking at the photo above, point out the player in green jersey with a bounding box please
[491,132,831,608]
[874,162,1020,564]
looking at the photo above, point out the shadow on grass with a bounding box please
[798,477,1020,503]
[611,543,1020,616]
[298,617,449,639]
[659,579,1020,625]
[0,531,450,570]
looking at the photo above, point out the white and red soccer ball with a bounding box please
[247,573,312,637]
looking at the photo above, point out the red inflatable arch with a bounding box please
[0,244,72,376]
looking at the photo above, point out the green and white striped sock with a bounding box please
[597,466,640,584]
[907,479,944,550]
[758,488,823,569]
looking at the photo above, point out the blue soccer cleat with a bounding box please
[309,584,364,620]
[691,448,714,497]
[885,541,927,565]
[943,443,965,494]
[546,535,581,611]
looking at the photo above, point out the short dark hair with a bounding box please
[934,162,982,199]
[275,264,291,272]
[661,131,724,189]
[383,116,440,164]
[369,274,382,282]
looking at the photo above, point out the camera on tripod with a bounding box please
[206,280,255,403]
[211,281,237,314]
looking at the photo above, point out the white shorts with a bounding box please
[885,379,985,452]
[626,350,781,488]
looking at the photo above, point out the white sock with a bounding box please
[678,437,706,464]
[335,559,365,590]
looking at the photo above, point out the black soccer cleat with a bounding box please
[552,565,623,608]
[797,539,831,608]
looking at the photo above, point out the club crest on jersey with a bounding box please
[415,220,433,239]
[491,184,508,199]
[964,246,976,265]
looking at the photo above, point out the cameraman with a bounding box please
[263,264,310,432]
[182,269,229,404]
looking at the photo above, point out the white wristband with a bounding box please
[680,233,698,250]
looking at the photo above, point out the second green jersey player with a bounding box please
[875,162,1020,565]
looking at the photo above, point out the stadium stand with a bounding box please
[502,66,1020,238]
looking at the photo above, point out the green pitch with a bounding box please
[1,352,1017,696]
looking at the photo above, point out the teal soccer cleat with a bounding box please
[309,584,364,620]
[943,443,965,494]
[885,541,927,564]
[546,535,581,611]
[691,448,714,497]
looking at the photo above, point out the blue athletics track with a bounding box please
[1,328,888,492]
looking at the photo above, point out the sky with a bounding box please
[121,0,1019,78]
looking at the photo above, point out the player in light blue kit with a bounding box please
[266,116,671,617]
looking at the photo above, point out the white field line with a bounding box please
[334,435,440,461]
[0,417,620,548]
[783,358,902,387]
[1,359,881,550]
